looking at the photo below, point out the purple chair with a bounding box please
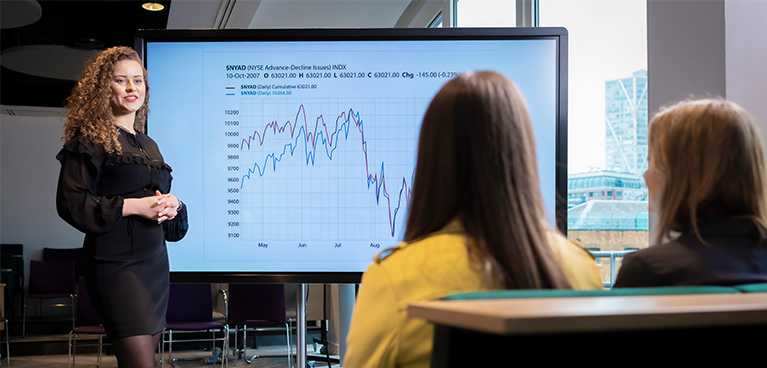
[23,259,76,336]
[162,283,228,367]
[42,247,83,282]
[69,277,107,367]
[227,284,292,367]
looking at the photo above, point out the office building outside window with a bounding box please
[539,0,648,284]
[454,0,648,285]
[605,70,649,175]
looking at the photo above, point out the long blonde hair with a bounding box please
[405,71,570,289]
[63,46,149,153]
[649,98,767,244]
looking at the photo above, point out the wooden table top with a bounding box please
[408,292,767,335]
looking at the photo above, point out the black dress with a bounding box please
[56,128,185,338]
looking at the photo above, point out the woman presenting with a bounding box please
[56,46,187,367]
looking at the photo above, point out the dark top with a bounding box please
[56,128,183,338]
[613,219,767,287]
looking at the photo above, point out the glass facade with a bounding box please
[605,70,649,175]
[567,171,647,209]
[567,70,648,233]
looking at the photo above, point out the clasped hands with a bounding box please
[153,190,181,224]
[125,190,181,224]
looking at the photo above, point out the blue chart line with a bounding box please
[239,104,412,237]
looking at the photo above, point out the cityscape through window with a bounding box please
[456,0,649,285]
[540,0,648,285]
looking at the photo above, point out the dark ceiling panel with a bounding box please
[1,0,171,108]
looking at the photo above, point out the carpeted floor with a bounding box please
[7,345,340,368]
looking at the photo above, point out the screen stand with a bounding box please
[296,283,308,368]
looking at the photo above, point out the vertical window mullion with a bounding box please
[517,0,538,27]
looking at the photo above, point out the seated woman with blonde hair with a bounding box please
[614,99,767,287]
[343,71,603,368]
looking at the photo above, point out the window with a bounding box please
[452,0,648,286]
[455,0,516,27]
[539,0,648,285]
[429,12,443,28]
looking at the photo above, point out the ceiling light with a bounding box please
[142,2,164,11]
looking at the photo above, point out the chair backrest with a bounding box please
[42,247,83,280]
[733,283,767,293]
[28,259,76,295]
[228,284,287,325]
[166,283,213,323]
[0,244,23,269]
[75,277,101,326]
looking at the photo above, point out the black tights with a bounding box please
[112,332,162,368]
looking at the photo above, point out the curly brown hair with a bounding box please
[63,46,149,153]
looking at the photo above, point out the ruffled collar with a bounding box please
[108,128,173,171]
[103,154,172,171]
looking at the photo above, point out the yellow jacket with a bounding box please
[344,221,603,368]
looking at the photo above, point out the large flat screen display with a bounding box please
[136,28,568,283]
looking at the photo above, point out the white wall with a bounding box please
[648,0,767,141]
[647,0,726,113]
[725,0,767,138]
[0,113,85,283]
